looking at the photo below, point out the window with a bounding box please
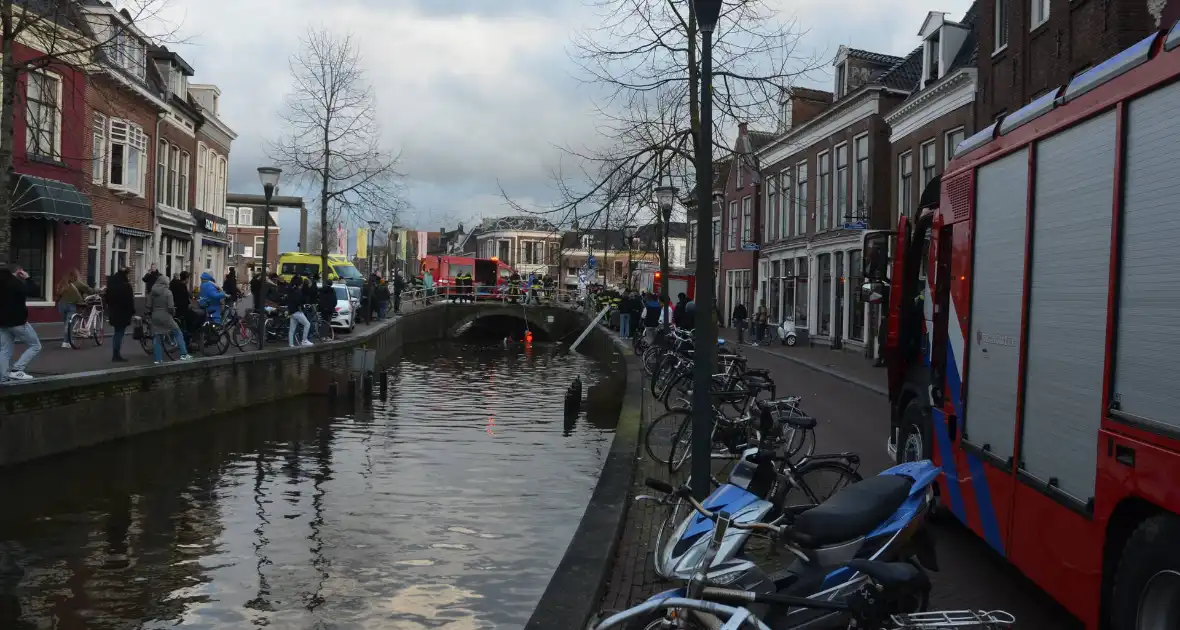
[580,234,593,250]
[107,29,146,79]
[712,217,721,255]
[899,151,914,219]
[238,208,253,226]
[995,0,1008,50]
[817,152,831,230]
[835,144,849,226]
[853,135,869,223]
[1030,0,1049,29]
[110,233,129,273]
[920,140,937,189]
[168,144,180,207]
[849,249,864,341]
[779,170,791,237]
[170,70,187,97]
[728,200,738,250]
[945,128,966,167]
[25,71,61,159]
[688,221,697,261]
[737,164,743,189]
[216,156,228,215]
[179,152,189,211]
[155,140,168,205]
[795,161,808,236]
[818,253,832,336]
[133,239,145,289]
[12,220,49,301]
[765,176,776,242]
[196,143,207,210]
[795,256,808,327]
[521,240,544,265]
[92,113,107,183]
[835,62,846,98]
[108,119,148,195]
[741,196,751,243]
[87,226,101,287]
[926,38,940,83]
[254,236,265,257]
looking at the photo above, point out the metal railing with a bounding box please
[397,285,584,310]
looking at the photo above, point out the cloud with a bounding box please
[158,0,972,251]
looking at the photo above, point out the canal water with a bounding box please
[0,340,620,629]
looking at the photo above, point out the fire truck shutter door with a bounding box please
[1022,110,1116,505]
[964,149,1028,464]
[1113,81,1180,434]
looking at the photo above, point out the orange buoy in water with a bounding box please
[525,330,534,343]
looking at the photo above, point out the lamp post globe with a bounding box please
[693,0,723,31]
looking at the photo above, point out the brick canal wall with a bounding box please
[0,304,610,468]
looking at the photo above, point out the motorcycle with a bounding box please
[638,405,940,628]
[778,318,798,347]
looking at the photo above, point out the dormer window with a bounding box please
[112,30,145,80]
[835,62,846,98]
[927,37,939,82]
[170,70,187,98]
[779,96,793,132]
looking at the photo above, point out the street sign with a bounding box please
[741,242,760,251]
[842,221,867,230]
[588,254,597,269]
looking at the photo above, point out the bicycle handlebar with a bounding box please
[643,479,786,536]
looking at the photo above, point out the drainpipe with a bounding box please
[150,111,167,271]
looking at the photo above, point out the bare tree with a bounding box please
[269,27,405,285]
[507,0,818,298]
[0,0,182,261]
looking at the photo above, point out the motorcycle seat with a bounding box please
[791,475,913,547]
[844,559,931,590]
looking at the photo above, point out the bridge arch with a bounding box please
[445,304,558,340]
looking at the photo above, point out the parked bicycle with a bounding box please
[68,294,105,349]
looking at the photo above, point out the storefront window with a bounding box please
[87,226,101,288]
[782,259,794,323]
[849,249,865,341]
[818,253,832,336]
[794,257,808,327]
[12,219,49,301]
[110,234,129,276]
[769,260,780,322]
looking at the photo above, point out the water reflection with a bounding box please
[0,341,619,629]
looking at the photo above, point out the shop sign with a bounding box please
[203,217,227,235]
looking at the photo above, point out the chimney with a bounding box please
[738,121,748,135]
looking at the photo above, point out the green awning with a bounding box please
[10,174,93,224]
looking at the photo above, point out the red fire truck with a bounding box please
[419,255,515,299]
[865,25,1180,630]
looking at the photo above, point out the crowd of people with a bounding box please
[585,284,774,347]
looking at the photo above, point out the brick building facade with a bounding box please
[741,47,918,349]
[80,2,169,297]
[8,37,90,323]
[976,0,1178,123]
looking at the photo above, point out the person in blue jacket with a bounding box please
[198,271,226,324]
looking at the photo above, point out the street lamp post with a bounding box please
[691,0,723,500]
[256,166,282,350]
[366,220,380,279]
[655,185,676,316]
[623,224,637,289]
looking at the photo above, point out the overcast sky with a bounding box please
[158,0,972,251]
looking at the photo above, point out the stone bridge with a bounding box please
[396,302,593,344]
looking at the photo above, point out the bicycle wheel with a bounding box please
[68,313,84,349]
[228,318,253,350]
[644,409,692,466]
[140,321,154,356]
[650,358,679,399]
[642,345,663,377]
[213,327,230,355]
[93,311,104,346]
[318,318,335,342]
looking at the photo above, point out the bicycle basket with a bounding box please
[84,294,103,305]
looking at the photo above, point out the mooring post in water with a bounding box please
[348,375,358,399]
[379,371,389,399]
[363,371,374,398]
[564,375,582,412]
[328,380,339,401]
[568,306,611,353]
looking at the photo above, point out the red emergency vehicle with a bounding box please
[652,272,696,300]
[866,24,1180,630]
[419,255,515,299]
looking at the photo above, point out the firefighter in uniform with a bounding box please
[542,274,554,303]
[508,272,522,303]
[530,274,542,305]
[462,271,474,303]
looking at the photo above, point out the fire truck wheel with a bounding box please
[1111,514,1180,630]
[896,400,932,465]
